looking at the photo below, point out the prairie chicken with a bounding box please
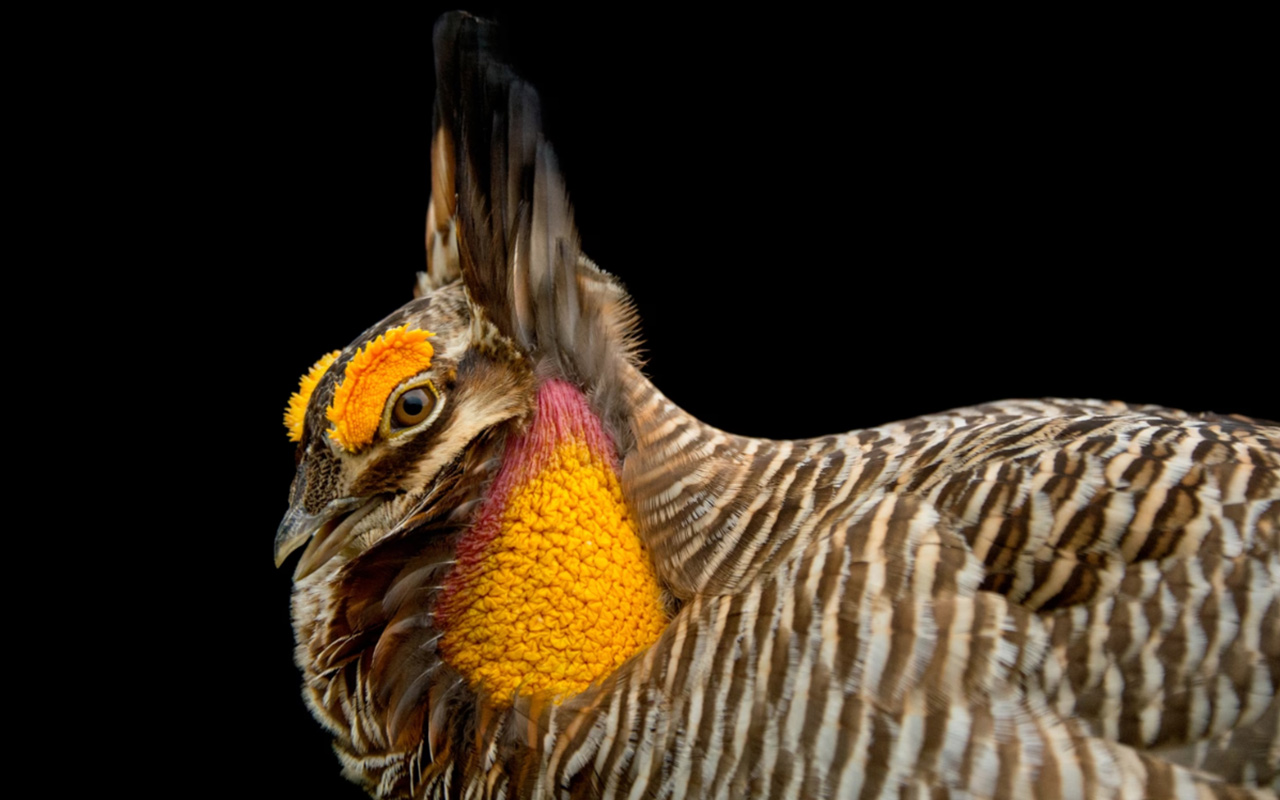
[276,13,1279,799]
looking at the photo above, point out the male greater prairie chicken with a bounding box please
[276,13,1279,799]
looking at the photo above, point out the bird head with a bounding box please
[275,278,540,580]
[274,12,649,581]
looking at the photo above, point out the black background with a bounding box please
[182,7,1275,798]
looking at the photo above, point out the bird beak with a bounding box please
[275,496,378,579]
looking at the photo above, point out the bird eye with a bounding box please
[392,387,437,429]
[379,378,444,441]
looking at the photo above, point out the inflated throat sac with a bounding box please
[437,379,667,705]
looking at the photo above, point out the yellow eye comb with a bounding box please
[284,351,341,443]
[326,325,435,452]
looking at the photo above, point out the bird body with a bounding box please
[277,13,1279,798]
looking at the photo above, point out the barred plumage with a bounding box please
[275,13,1279,799]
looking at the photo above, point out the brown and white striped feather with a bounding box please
[619,375,1278,795]
[448,494,1271,799]
[624,386,1276,606]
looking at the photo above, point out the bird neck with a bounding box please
[617,361,811,597]
[435,378,667,706]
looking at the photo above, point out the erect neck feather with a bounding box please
[436,379,666,705]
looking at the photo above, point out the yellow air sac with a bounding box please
[438,379,667,705]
